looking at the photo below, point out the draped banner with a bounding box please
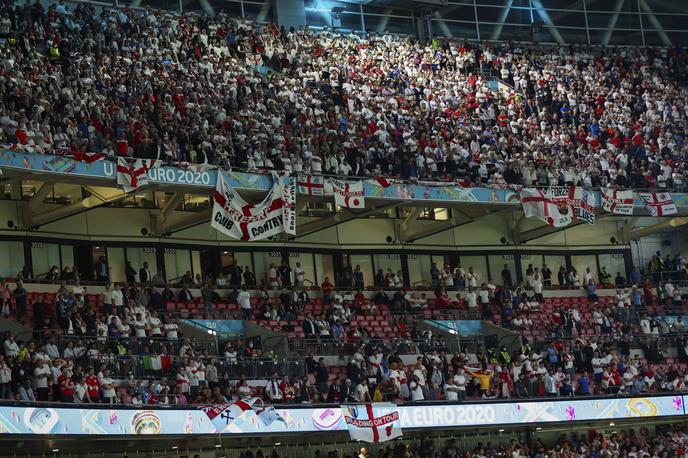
[601,188,634,215]
[342,403,403,443]
[211,173,296,241]
[639,192,677,216]
[521,187,596,227]
[116,158,160,192]
[331,179,365,209]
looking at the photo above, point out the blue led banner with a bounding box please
[2,150,688,208]
[0,396,682,436]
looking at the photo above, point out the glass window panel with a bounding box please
[556,27,590,43]
[372,254,403,286]
[549,11,587,27]
[476,6,504,23]
[61,246,74,274]
[32,243,60,279]
[206,0,243,16]
[570,255,598,284]
[542,0,584,8]
[586,0,637,12]
[586,12,640,28]
[519,254,544,285]
[644,0,688,14]
[107,247,127,284]
[645,14,688,29]
[609,29,643,45]
[407,254,433,287]
[125,248,158,277]
[544,255,566,286]
[306,10,331,29]
[431,19,479,40]
[191,251,202,279]
[597,254,627,284]
[314,254,335,287]
[164,249,191,283]
[307,1,359,13]
[642,31,666,46]
[459,255,488,285]
[363,15,414,35]
[505,7,534,25]
[348,254,373,289]
[289,253,315,286]
[665,31,688,46]
[0,242,23,277]
[51,184,82,204]
[253,251,284,287]
[488,254,517,287]
[21,180,43,200]
[340,12,362,32]
[1,181,11,199]
[243,2,273,23]
[435,5,476,22]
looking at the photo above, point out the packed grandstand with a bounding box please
[0,0,688,456]
[0,1,686,190]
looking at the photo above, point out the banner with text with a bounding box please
[211,172,296,241]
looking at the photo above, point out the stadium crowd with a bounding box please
[0,253,687,406]
[0,2,687,190]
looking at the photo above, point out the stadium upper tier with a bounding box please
[0,2,686,192]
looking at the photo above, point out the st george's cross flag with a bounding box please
[601,188,634,215]
[331,179,365,209]
[116,158,160,192]
[297,174,325,196]
[520,188,573,227]
[639,192,677,216]
[211,172,296,241]
[342,404,403,443]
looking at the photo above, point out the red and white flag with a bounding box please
[639,192,677,216]
[116,158,160,192]
[520,188,573,227]
[297,174,325,196]
[342,404,403,443]
[212,172,296,241]
[331,179,365,209]
[601,188,634,215]
[55,150,107,163]
[367,176,391,188]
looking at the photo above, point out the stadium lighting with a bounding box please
[536,427,542,431]
[498,429,504,432]
[215,444,222,448]
[172,446,179,450]
[609,422,615,426]
[275,442,282,446]
[52,450,60,453]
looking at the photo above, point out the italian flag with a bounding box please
[143,355,172,371]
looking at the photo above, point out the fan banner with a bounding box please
[601,188,634,215]
[342,403,403,443]
[331,179,365,209]
[521,187,596,226]
[116,158,160,192]
[639,192,677,216]
[297,174,325,196]
[520,188,573,227]
[211,172,296,241]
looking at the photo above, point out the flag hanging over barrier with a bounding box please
[601,188,634,215]
[116,158,160,192]
[297,174,325,196]
[331,179,365,209]
[342,403,403,443]
[520,188,573,227]
[520,187,597,226]
[639,192,677,216]
[211,172,296,241]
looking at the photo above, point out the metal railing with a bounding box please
[54,334,219,356]
[75,355,305,380]
[288,338,449,356]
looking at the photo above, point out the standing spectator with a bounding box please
[237,286,252,319]
[13,281,27,318]
[34,358,51,401]
[58,366,74,403]
[139,262,152,284]
[501,264,513,288]
[294,262,306,287]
